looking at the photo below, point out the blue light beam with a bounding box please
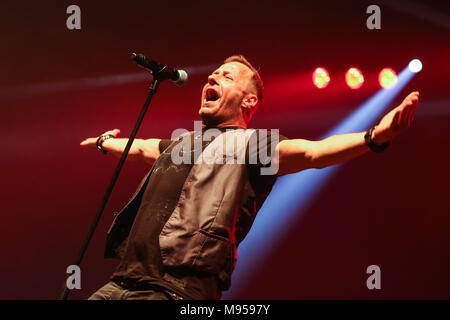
[224,66,417,298]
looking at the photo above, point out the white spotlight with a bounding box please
[408,59,422,73]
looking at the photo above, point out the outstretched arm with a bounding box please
[80,129,162,165]
[277,91,420,175]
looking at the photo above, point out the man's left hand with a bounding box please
[372,91,420,144]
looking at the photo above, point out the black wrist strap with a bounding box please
[364,126,390,153]
[96,134,114,154]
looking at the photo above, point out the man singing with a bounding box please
[80,55,419,300]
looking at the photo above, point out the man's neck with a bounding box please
[202,119,247,129]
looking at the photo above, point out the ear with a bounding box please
[241,93,258,111]
[241,93,258,123]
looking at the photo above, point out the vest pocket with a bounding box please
[192,229,231,274]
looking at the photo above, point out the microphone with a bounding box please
[131,53,188,86]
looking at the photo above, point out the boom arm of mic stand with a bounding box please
[59,79,160,300]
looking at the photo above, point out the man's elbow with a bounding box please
[277,149,317,175]
[309,152,328,169]
[140,139,161,164]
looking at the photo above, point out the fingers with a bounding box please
[80,137,97,146]
[408,97,419,126]
[396,91,419,128]
[405,105,413,127]
[104,128,121,137]
[404,91,419,127]
[392,111,401,130]
[405,98,418,126]
[406,91,419,100]
[401,92,419,109]
[399,106,409,128]
[79,129,121,146]
[404,93,417,107]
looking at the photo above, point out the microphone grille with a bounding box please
[175,70,188,86]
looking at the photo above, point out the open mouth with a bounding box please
[205,87,220,102]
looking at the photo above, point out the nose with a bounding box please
[208,74,218,86]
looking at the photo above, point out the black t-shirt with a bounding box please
[111,127,286,299]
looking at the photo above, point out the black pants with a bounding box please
[88,281,184,300]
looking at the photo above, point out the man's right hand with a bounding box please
[80,128,121,146]
[80,129,161,165]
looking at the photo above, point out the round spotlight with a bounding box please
[408,59,422,73]
[312,67,330,89]
[345,67,364,89]
[378,68,398,89]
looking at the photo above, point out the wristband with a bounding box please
[96,134,115,154]
[364,126,390,153]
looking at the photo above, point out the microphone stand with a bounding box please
[59,78,160,300]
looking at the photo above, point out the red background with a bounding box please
[0,0,449,299]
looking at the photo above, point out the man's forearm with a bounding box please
[311,132,369,169]
[102,138,161,163]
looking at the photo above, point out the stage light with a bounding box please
[408,59,422,73]
[345,68,364,89]
[312,67,330,89]
[378,68,398,89]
